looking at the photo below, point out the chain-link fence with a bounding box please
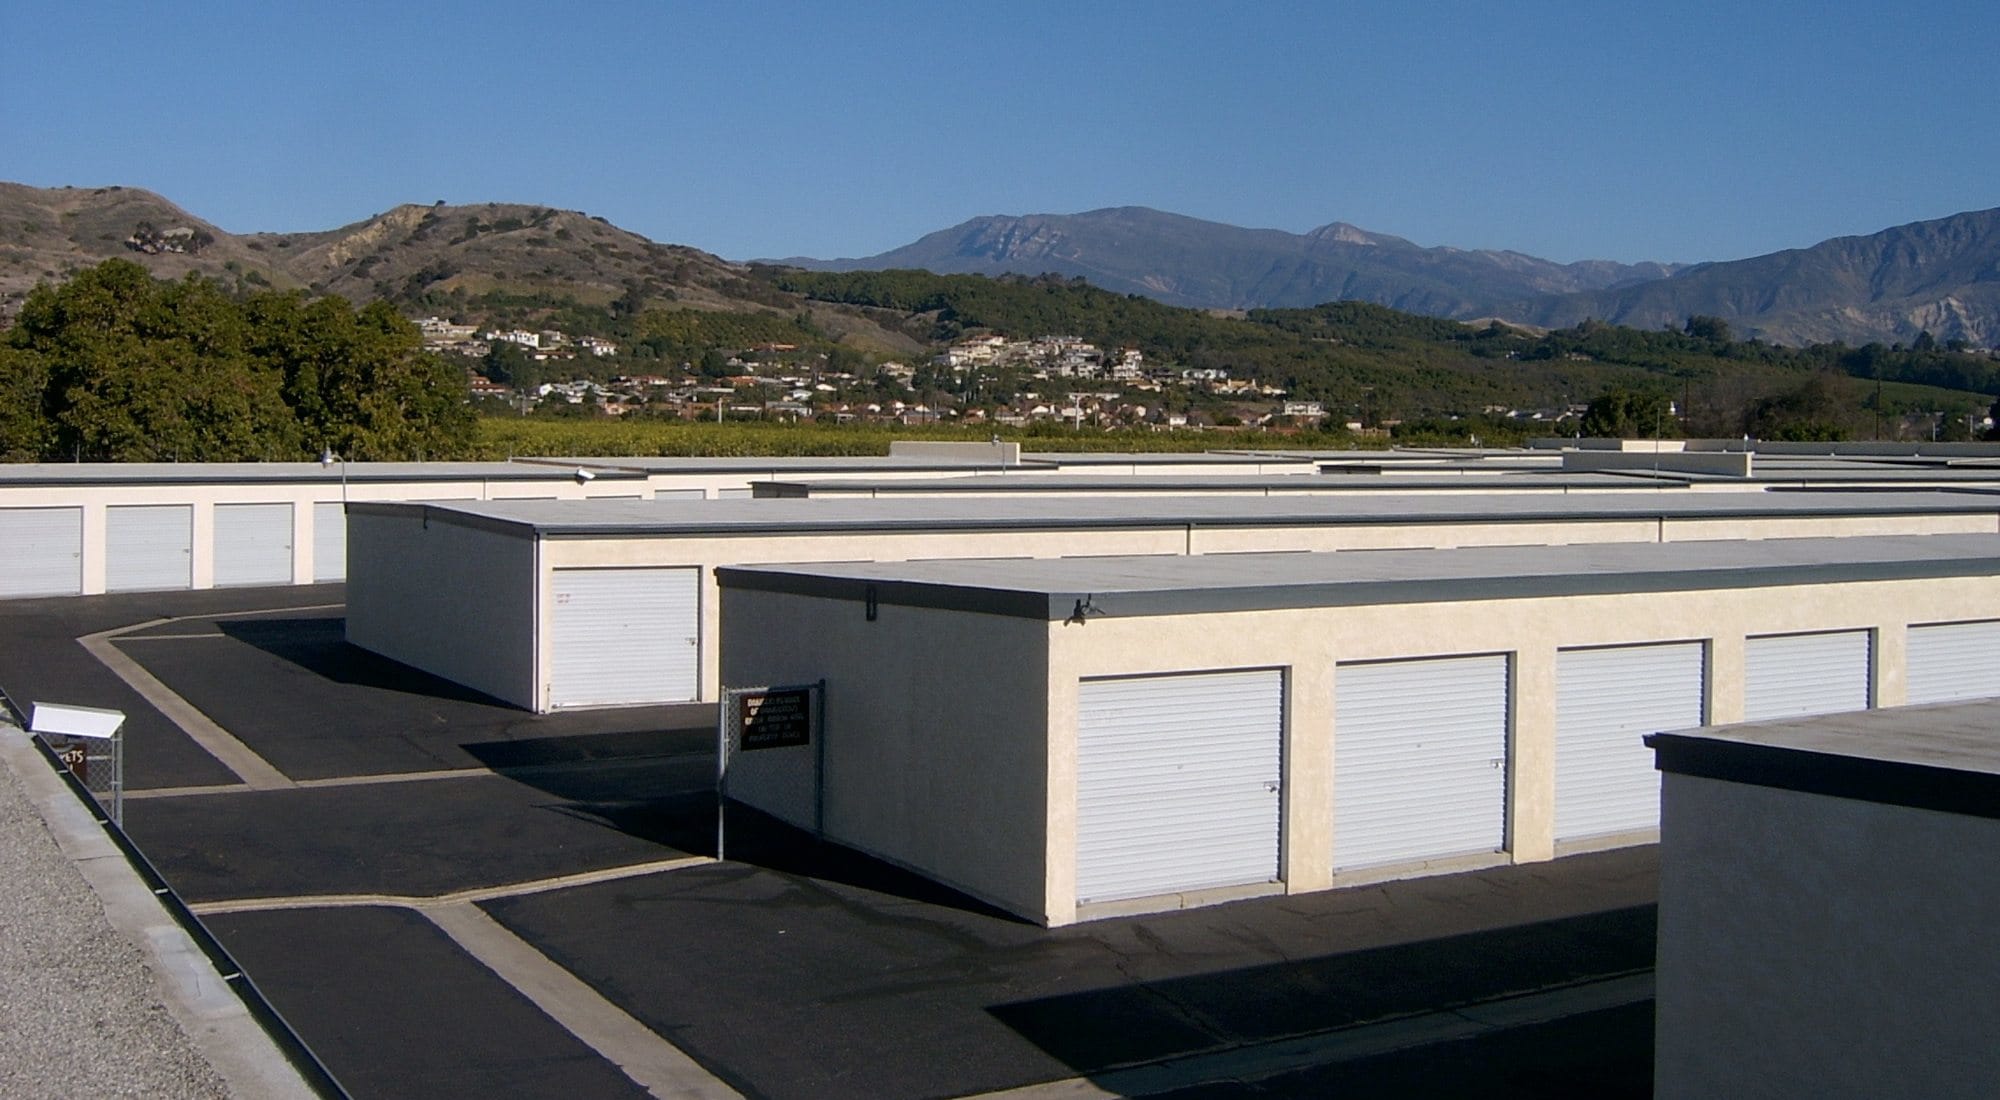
[37,729,124,827]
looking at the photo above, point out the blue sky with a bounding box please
[5,2,1995,265]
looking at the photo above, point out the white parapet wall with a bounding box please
[1561,449,1753,477]
[887,440,1022,465]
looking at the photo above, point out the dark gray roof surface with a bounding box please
[1649,700,2000,820]
[753,472,1665,495]
[1018,451,1318,466]
[350,488,2000,539]
[717,533,2000,620]
[522,455,1034,474]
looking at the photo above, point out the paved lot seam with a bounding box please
[80,621,294,789]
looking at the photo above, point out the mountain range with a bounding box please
[789,205,2000,348]
[781,206,1682,318]
[4,181,1998,349]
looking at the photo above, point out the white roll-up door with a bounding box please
[106,505,192,592]
[1334,654,1508,873]
[716,488,754,500]
[1743,630,1871,721]
[212,503,294,586]
[1075,669,1283,906]
[1907,621,2000,705]
[658,489,707,501]
[0,508,82,598]
[312,502,346,582]
[549,567,701,708]
[1555,642,1704,842]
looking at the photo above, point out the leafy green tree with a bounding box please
[1743,372,1857,441]
[256,295,473,460]
[10,261,297,460]
[1684,315,1734,344]
[1579,389,1676,438]
[0,343,53,461]
[481,339,541,391]
[697,348,732,379]
[1,259,475,461]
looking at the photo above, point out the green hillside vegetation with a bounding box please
[765,269,1999,438]
[4,259,1998,463]
[470,418,1323,459]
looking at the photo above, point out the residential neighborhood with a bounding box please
[427,318,1590,433]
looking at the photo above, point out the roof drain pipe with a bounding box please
[1185,521,1194,556]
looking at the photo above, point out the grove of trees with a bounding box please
[0,260,475,462]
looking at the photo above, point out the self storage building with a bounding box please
[343,491,2000,713]
[714,533,2000,926]
[749,472,1681,499]
[527,445,1327,500]
[1649,702,2000,1098]
[0,461,650,599]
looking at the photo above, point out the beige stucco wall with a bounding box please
[541,508,2000,710]
[720,587,1052,922]
[345,510,540,709]
[1027,573,2000,924]
[1655,772,2000,1099]
[0,474,639,598]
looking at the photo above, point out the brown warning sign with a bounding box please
[738,688,812,751]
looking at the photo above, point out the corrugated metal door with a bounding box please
[1075,669,1283,906]
[0,508,82,598]
[106,504,192,592]
[313,501,346,582]
[1334,654,1508,873]
[1555,642,1704,841]
[212,503,294,586]
[1907,621,2000,705]
[1743,630,1871,721]
[548,567,701,708]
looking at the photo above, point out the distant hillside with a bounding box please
[782,206,1680,314]
[1512,207,2000,348]
[0,182,300,304]
[0,184,923,354]
[245,201,758,310]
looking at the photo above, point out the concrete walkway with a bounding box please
[0,722,317,1099]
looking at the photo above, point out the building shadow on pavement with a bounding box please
[987,905,1657,1098]
[486,758,1026,921]
[217,617,507,706]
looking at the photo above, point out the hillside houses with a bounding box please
[448,320,1326,431]
[415,317,619,361]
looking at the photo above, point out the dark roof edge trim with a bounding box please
[715,567,1058,619]
[345,502,537,540]
[717,554,2000,622]
[1646,732,2000,821]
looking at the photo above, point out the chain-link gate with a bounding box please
[716,681,823,861]
[28,702,126,827]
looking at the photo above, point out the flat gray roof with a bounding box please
[1649,700,2000,822]
[351,488,2000,539]
[753,472,1667,495]
[716,532,2000,620]
[1017,451,1319,466]
[0,461,647,486]
[525,455,1034,474]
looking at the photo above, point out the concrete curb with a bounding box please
[0,723,321,1100]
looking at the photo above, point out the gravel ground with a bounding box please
[0,734,233,1100]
